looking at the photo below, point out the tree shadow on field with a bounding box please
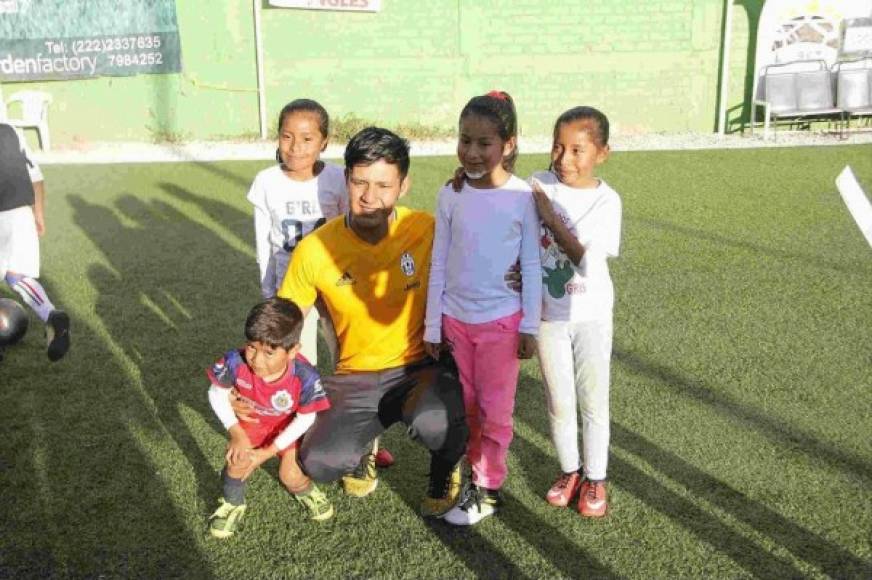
[0,273,214,574]
[69,187,257,511]
[613,348,871,488]
[611,423,870,578]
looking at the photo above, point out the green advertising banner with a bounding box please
[0,0,181,81]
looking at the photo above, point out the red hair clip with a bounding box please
[486,90,507,101]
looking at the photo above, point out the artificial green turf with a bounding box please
[0,145,870,578]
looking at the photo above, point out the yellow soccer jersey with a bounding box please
[278,207,433,374]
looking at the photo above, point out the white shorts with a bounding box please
[0,206,39,279]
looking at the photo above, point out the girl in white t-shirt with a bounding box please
[424,91,541,526]
[531,106,621,518]
[247,99,347,366]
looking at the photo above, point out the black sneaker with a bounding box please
[443,484,502,526]
[46,310,70,362]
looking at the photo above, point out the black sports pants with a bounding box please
[299,357,468,482]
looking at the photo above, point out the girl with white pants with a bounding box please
[532,106,621,518]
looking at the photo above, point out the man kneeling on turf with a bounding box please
[207,298,333,538]
[234,127,469,517]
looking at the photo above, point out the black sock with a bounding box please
[222,467,246,506]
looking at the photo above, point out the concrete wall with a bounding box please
[2,0,758,146]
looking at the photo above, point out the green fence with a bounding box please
[0,0,762,146]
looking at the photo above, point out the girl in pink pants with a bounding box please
[424,91,541,526]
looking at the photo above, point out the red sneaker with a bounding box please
[374,447,395,468]
[545,472,581,507]
[577,479,608,517]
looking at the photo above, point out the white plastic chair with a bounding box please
[5,91,52,151]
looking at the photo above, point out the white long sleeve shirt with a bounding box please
[425,175,542,342]
[532,170,622,322]
[247,162,347,281]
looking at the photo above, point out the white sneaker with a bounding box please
[443,485,502,526]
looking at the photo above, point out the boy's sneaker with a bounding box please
[46,310,70,362]
[420,461,463,517]
[443,484,502,526]
[342,452,378,497]
[295,484,334,521]
[577,479,608,518]
[208,498,246,539]
[546,471,581,507]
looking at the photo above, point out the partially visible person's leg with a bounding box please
[469,311,521,490]
[1,206,69,361]
[572,318,613,482]
[378,358,467,517]
[537,320,581,474]
[299,372,385,482]
[299,308,319,365]
[280,446,333,521]
[442,315,481,471]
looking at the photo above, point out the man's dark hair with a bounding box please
[244,298,303,349]
[344,126,410,179]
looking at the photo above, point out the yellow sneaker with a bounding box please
[420,461,463,518]
[341,452,378,497]
[208,498,246,539]
[295,484,334,521]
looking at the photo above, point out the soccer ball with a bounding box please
[0,298,29,347]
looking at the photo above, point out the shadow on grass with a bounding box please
[629,216,871,276]
[0,280,215,576]
[511,385,799,578]
[613,348,871,487]
[613,423,870,578]
[380,429,610,579]
[70,188,258,507]
[374,372,616,578]
[57,183,261,574]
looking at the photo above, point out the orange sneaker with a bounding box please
[545,472,581,507]
[577,479,608,517]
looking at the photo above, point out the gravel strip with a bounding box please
[31,129,872,165]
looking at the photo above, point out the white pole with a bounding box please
[254,0,268,139]
[718,0,734,136]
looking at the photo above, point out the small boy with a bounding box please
[206,297,332,539]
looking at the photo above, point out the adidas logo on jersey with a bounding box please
[336,271,355,286]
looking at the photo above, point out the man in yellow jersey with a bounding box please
[276,127,468,518]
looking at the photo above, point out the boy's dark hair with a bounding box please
[343,126,411,179]
[553,106,610,148]
[459,90,519,171]
[277,99,330,138]
[244,298,304,350]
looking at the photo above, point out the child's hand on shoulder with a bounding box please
[517,333,537,359]
[532,181,557,230]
